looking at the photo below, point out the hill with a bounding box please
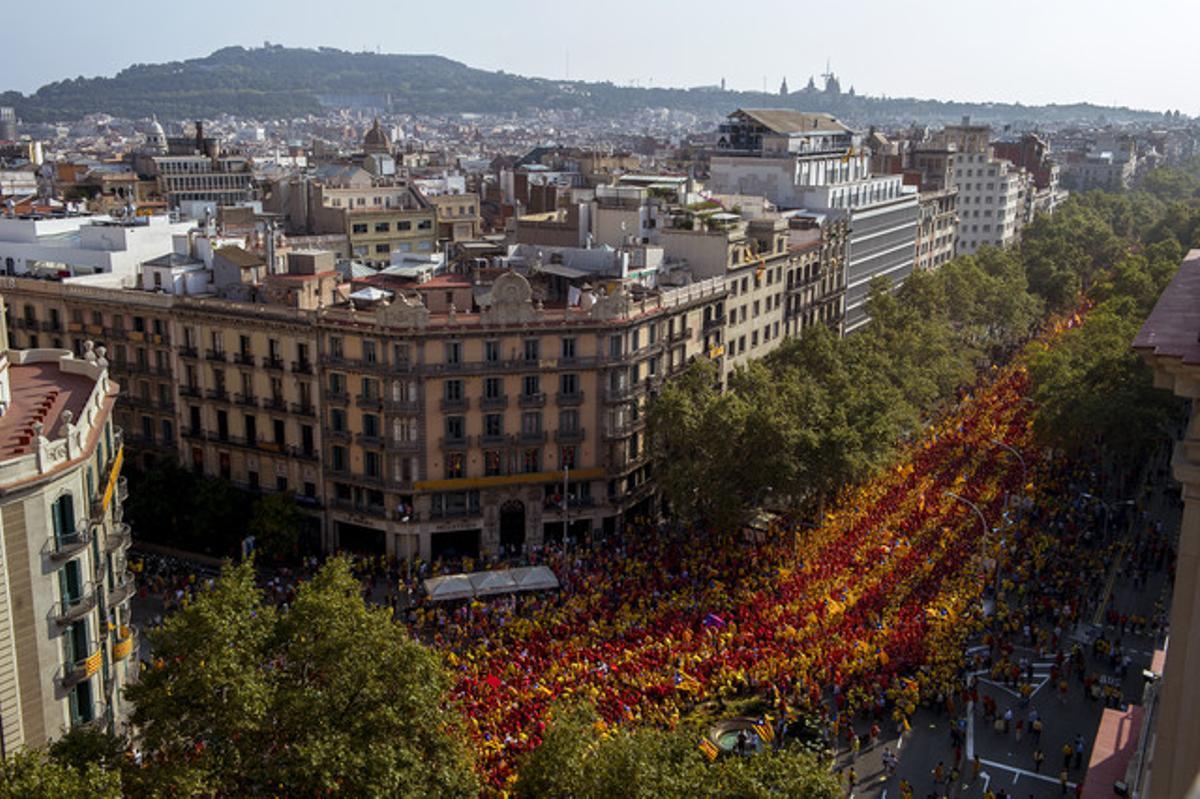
[0,45,1174,127]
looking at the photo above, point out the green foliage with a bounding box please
[514,703,838,799]
[47,727,126,774]
[124,457,255,557]
[247,491,302,562]
[125,558,478,797]
[0,749,121,799]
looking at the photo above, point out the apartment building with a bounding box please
[427,192,482,245]
[709,108,918,333]
[0,301,134,748]
[315,270,723,560]
[935,119,1026,254]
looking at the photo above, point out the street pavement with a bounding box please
[837,468,1178,799]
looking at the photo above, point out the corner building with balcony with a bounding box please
[0,296,133,749]
[318,270,723,561]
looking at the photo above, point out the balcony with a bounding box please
[327,429,351,443]
[440,396,469,412]
[262,356,285,371]
[669,326,694,342]
[58,648,102,690]
[262,396,288,412]
[117,476,128,503]
[290,402,316,417]
[439,435,472,450]
[104,522,132,553]
[479,433,508,447]
[384,399,420,413]
[53,583,97,626]
[49,529,91,562]
[555,427,586,444]
[355,394,382,411]
[234,393,258,408]
[291,360,313,375]
[205,349,227,362]
[603,384,636,402]
[233,352,255,366]
[40,319,62,333]
[112,626,136,661]
[355,433,385,449]
[518,392,546,408]
[479,394,508,411]
[518,430,547,445]
[179,345,199,359]
[555,391,584,407]
[206,388,229,403]
[108,571,136,606]
[386,438,421,453]
[702,315,725,333]
[179,385,201,398]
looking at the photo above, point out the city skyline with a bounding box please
[3,0,1195,115]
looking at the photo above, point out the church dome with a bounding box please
[362,118,391,154]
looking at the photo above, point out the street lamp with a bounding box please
[989,439,1028,512]
[946,491,1001,601]
[1080,493,1135,541]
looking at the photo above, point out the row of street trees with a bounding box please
[650,169,1200,533]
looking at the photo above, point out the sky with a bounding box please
[3,0,1196,113]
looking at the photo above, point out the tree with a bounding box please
[514,703,838,799]
[125,558,477,797]
[0,750,120,799]
[246,491,302,561]
[47,727,126,775]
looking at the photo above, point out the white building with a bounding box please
[0,213,193,283]
[935,120,1026,254]
[708,109,918,333]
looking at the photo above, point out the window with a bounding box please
[417,219,432,230]
[559,373,579,395]
[523,449,541,473]
[444,453,464,479]
[362,340,377,363]
[523,339,540,362]
[561,337,576,360]
[484,376,502,399]
[630,329,641,351]
[484,340,500,363]
[363,414,380,438]
[396,220,412,231]
[445,341,461,364]
[365,451,381,478]
[331,446,347,471]
[51,493,76,544]
[484,450,502,477]
[445,416,465,440]
[329,336,343,359]
[331,408,347,432]
[245,415,257,443]
[444,379,464,401]
[352,223,368,234]
[559,409,579,433]
[361,377,379,400]
[374,244,390,254]
[560,446,577,469]
[523,375,540,397]
[273,419,285,445]
[522,411,542,434]
[374,222,389,233]
[609,335,622,358]
[484,414,503,437]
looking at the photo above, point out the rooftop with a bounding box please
[0,361,95,460]
[730,109,851,135]
[1134,249,1200,367]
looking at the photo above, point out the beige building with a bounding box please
[1133,248,1200,799]
[0,297,133,749]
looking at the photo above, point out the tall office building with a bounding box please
[709,108,919,332]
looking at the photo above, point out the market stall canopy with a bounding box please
[470,570,519,597]
[510,565,560,592]
[423,574,474,602]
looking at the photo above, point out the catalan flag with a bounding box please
[698,737,719,762]
[753,717,774,743]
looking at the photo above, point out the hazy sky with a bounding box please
[4,0,1195,113]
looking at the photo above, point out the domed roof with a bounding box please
[362,118,391,154]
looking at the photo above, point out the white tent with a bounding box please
[470,570,519,597]
[510,566,561,592]
[423,574,474,602]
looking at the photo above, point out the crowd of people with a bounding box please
[130,310,1179,793]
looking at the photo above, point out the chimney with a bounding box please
[195,121,204,153]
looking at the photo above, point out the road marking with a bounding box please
[980,772,990,792]
[979,758,1076,788]
[966,700,975,761]
[977,674,1049,698]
